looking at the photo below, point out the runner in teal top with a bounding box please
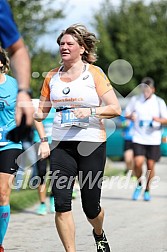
[33,104,55,215]
[0,74,22,150]
[0,48,22,252]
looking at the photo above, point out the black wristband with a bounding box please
[40,137,48,143]
[18,88,32,97]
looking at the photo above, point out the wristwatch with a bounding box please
[18,88,32,97]
[90,107,96,116]
[40,137,48,142]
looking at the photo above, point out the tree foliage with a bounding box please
[8,0,65,97]
[94,0,167,99]
[31,50,61,97]
[8,0,64,52]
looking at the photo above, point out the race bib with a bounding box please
[61,109,89,128]
[139,120,152,128]
[0,127,10,146]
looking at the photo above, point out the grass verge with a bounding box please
[104,167,123,177]
[10,188,39,214]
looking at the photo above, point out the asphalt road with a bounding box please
[4,158,167,252]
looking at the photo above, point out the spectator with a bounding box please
[33,103,55,215]
[119,112,135,177]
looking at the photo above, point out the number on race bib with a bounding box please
[61,109,89,128]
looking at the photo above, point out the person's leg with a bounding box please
[36,157,47,215]
[55,211,76,252]
[132,143,146,200]
[145,159,155,191]
[143,159,155,201]
[49,192,55,213]
[15,141,37,189]
[37,156,55,213]
[78,141,110,251]
[50,142,78,252]
[133,143,146,181]
[132,155,145,200]
[46,155,55,213]
[0,149,21,248]
[134,155,145,180]
[124,149,134,174]
[145,145,160,191]
[143,145,160,201]
[0,173,12,246]
[48,156,55,213]
[37,158,47,201]
[28,142,40,186]
[87,208,104,235]
[38,184,46,202]
[123,140,134,175]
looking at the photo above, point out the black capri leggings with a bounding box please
[50,141,106,219]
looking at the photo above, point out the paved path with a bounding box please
[4,158,167,252]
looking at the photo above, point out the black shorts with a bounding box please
[0,149,22,174]
[124,140,133,151]
[133,143,161,162]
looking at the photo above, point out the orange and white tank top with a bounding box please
[41,64,113,142]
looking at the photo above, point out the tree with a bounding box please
[31,50,61,97]
[8,0,64,53]
[93,0,167,100]
[8,0,65,97]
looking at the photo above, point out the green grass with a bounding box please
[104,159,124,177]
[104,168,124,177]
[10,188,39,213]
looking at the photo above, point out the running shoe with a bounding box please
[93,229,111,252]
[36,203,47,215]
[50,196,55,213]
[143,191,151,201]
[0,245,4,252]
[132,185,142,200]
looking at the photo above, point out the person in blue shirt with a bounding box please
[120,111,135,177]
[33,105,55,215]
[0,0,33,127]
[33,105,78,215]
[0,48,22,252]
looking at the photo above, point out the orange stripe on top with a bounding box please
[41,67,59,98]
[88,65,113,97]
[41,64,112,98]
